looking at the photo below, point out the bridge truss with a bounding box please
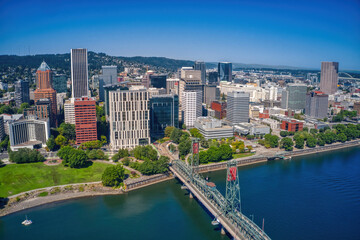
[172,158,271,240]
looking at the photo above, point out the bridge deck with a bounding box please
[170,163,271,240]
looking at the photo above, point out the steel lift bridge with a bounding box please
[169,138,271,240]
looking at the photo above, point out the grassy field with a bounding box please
[232,152,255,159]
[0,162,113,197]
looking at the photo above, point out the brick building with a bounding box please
[74,97,97,144]
[211,101,227,119]
[280,119,303,132]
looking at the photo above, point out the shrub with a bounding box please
[38,192,49,197]
[102,164,125,187]
[9,148,45,164]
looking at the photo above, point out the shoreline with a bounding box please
[1,140,359,218]
[0,175,173,218]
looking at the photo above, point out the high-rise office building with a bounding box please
[15,80,30,107]
[204,85,220,106]
[74,97,97,144]
[208,71,218,84]
[9,118,50,151]
[142,70,154,88]
[227,91,250,124]
[35,99,51,120]
[34,61,58,127]
[101,66,117,85]
[64,99,75,124]
[109,89,150,150]
[0,115,4,140]
[166,78,179,95]
[52,74,67,93]
[182,90,202,127]
[218,62,232,82]
[149,94,179,139]
[281,83,307,111]
[150,74,167,89]
[194,61,206,85]
[71,49,89,98]
[104,84,128,116]
[305,91,328,119]
[99,66,118,101]
[319,62,339,95]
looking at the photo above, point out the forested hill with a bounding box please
[0,52,196,72]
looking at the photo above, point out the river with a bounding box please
[1,147,360,240]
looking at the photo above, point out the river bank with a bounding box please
[2,139,359,218]
[0,174,173,217]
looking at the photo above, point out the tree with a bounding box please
[219,144,233,160]
[0,136,9,152]
[164,126,175,137]
[200,138,209,148]
[189,128,203,138]
[102,164,125,187]
[280,137,294,151]
[46,135,57,151]
[55,135,68,147]
[199,151,209,164]
[170,128,182,144]
[118,148,129,158]
[169,144,176,152]
[246,135,255,140]
[295,137,304,149]
[79,140,103,150]
[57,123,76,140]
[306,136,317,148]
[182,124,187,129]
[178,137,191,157]
[67,150,88,168]
[264,134,279,148]
[154,156,170,173]
[57,146,74,162]
[101,135,107,144]
[337,133,347,143]
[9,148,45,163]
[310,129,318,135]
[280,131,288,137]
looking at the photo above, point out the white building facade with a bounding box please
[182,90,202,127]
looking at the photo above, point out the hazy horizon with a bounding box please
[1,0,359,70]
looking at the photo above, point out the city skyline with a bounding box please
[0,0,359,70]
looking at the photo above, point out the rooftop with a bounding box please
[37,61,51,72]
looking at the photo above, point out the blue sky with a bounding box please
[0,0,359,70]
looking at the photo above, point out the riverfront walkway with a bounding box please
[170,160,271,240]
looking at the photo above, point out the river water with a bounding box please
[1,147,360,240]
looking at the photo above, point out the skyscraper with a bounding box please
[319,62,339,95]
[182,90,202,127]
[150,74,167,89]
[227,91,250,124]
[194,61,206,85]
[281,83,307,111]
[52,74,67,93]
[208,71,219,84]
[150,94,179,139]
[305,91,328,119]
[218,62,232,82]
[71,49,89,98]
[101,66,117,85]
[109,89,150,150]
[74,97,97,144]
[15,80,30,107]
[34,61,57,127]
[204,85,220,106]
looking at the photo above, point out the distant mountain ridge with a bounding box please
[0,52,332,72]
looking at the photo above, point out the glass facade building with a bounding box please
[15,80,30,107]
[194,61,206,85]
[218,62,232,82]
[150,94,179,139]
[150,74,167,89]
[281,83,307,111]
[52,75,67,93]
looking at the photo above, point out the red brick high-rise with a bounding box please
[74,97,97,144]
[34,61,57,127]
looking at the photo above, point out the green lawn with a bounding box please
[232,152,255,159]
[0,162,111,197]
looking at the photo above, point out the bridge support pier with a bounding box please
[189,192,194,199]
[221,227,226,235]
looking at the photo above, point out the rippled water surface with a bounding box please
[1,147,360,240]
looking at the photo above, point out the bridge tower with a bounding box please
[225,160,241,213]
[190,137,200,181]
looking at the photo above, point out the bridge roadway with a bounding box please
[170,161,271,240]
